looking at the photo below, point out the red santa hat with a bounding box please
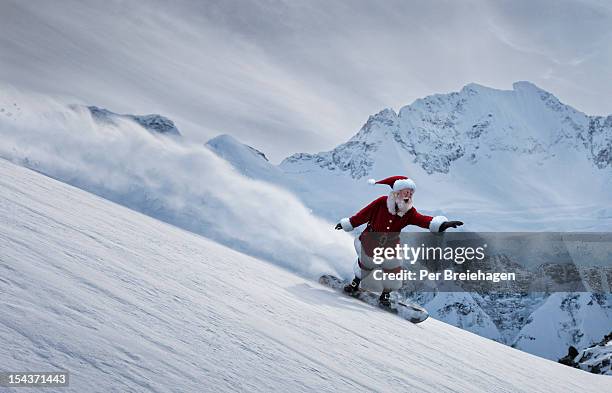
[367,175,416,192]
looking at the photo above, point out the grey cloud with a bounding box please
[1,0,611,162]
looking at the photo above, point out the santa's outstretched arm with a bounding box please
[412,209,464,232]
[334,197,382,231]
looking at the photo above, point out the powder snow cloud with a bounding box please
[0,86,353,279]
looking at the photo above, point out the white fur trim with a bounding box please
[429,215,448,233]
[340,217,354,231]
[392,178,416,192]
[367,178,376,185]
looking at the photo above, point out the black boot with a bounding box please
[379,290,392,308]
[343,277,361,294]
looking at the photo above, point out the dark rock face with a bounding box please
[586,116,612,169]
[130,114,181,136]
[559,332,612,375]
[87,106,181,136]
[558,346,579,367]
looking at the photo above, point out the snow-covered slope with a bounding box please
[1,159,611,392]
[205,134,286,183]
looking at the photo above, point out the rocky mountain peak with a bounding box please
[281,81,612,177]
[87,106,181,136]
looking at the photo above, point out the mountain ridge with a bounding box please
[280,81,611,177]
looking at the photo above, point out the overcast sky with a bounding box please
[1,0,611,162]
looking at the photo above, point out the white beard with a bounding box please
[395,196,413,216]
[386,192,413,216]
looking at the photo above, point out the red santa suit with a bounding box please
[339,176,448,291]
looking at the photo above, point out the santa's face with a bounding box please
[396,188,413,203]
[394,188,414,214]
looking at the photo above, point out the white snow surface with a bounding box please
[2,159,611,392]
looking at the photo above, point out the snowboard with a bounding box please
[319,274,429,324]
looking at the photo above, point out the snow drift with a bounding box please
[1,158,611,392]
[0,86,353,279]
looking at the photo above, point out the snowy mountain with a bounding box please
[282,81,612,176]
[2,158,611,392]
[513,293,611,360]
[205,134,285,183]
[419,291,503,342]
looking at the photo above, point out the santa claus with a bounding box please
[334,175,463,307]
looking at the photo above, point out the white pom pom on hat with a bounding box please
[368,175,416,192]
